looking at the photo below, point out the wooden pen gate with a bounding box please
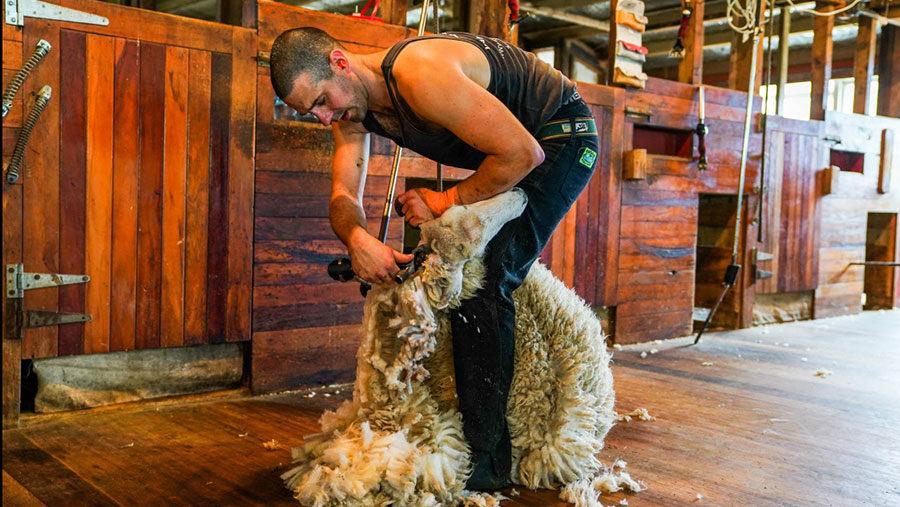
[2,0,256,425]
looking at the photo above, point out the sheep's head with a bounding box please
[420,188,528,265]
[415,189,527,309]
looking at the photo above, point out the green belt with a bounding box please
[536,117,597,141]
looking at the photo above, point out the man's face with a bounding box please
[284,70,366,126]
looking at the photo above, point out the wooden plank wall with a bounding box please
[1,0,255,362]
[614,79,761,343]
[815,112,900,318]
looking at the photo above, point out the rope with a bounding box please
[784,0,863,17]
[727,0,758,36]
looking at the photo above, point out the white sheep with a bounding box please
[282,189,625,506]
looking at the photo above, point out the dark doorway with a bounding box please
[694,194,744,330]
[864,213,898,310]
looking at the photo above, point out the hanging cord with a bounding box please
[2,39,51,119]
[670,0,693,58]
[757,0,776,242]
[5,86,52,185]
[784,0,863,16]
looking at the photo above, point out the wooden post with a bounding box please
[775,5,790,115]
[852,15,877,115]
[465,0,510,40]
[880,129,894,194]
[727,0,766,93]
[381,0,409,26]
[809,1,835,121]
[878,25,900,118]
[678,0,705,84]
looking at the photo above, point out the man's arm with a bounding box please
[393,45,544,226]
[330,121,412,284]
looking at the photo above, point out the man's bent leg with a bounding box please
[451,105,599,490]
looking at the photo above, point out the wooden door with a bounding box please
[757,117,823,295]
[2,0,255,425]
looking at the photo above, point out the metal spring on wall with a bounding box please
[5,86,52,185]
[2,39,52,118]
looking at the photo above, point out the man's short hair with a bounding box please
[269,27,342,100]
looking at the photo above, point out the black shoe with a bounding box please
[465,451,510,491]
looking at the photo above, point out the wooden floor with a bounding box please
[4,310,900,506]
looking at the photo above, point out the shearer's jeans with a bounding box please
[450,98,599,480]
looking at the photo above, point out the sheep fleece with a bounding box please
[282,190,616,506]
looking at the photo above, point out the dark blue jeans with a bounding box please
[449,98,599,478]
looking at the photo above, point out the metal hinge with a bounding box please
[6,264,90,298]
[755,269,774,281]
[257,51,270,67]
[752,249,774,263]
[5,264,91,338]
[5,0,109,27]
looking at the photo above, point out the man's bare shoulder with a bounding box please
[392,39,490,89]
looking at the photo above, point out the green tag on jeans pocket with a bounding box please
[579,147,597,168]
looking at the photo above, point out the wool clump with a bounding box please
[282,190,625,506]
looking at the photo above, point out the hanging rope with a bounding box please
[783,0,863,17]
[727,0,758,39]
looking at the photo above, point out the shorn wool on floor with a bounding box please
[282,189,639,506]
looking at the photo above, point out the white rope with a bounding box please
[783,0,864,17]
[727,0,758,35]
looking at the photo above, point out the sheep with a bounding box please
[282,189,622,506]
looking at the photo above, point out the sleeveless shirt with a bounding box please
[361,32,578,170]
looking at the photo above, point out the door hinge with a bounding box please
[5,265,91,339]
[5,0,109,27]
[6,264,90,298]
[24,309,90,328]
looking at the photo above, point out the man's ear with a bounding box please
[330,49,349,72]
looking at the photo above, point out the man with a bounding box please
[269,27,599,490]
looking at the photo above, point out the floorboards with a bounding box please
[4,310,900,506]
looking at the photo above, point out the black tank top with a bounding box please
[362,32,578,170]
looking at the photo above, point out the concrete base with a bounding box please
[32,344,243,413]
[753,291,814,326]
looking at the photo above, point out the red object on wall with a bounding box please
[349,0,383,23]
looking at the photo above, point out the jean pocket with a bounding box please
[557,138,599,203]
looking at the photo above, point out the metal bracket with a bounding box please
[25,309,90,328]
[755,269,774,281]
[5,0,109,27]
[6,264,90,299]
[752,248,774,263]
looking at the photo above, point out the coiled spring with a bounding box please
[2,39,51,118]
[5,86,52,184]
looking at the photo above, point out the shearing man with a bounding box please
[269,27,599,491]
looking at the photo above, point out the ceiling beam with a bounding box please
[520,2,610,32]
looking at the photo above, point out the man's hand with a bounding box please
[396,187,461,228]
[348,230,414,285]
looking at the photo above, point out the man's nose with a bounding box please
[313,109,332,126]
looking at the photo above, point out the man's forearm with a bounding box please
[330,194,369,248]
[454,153,539,205]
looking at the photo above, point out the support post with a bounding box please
[678,0,705,84]
[775,5,790,115]
[878,25,900,118]
[809,1,835,121]
[381,0,409,26]
[853,15,877,115]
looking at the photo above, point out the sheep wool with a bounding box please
[282,189,619,506]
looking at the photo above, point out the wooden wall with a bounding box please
[815,112,900,317]
[2,0,256,425]
[614,79,762,343]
